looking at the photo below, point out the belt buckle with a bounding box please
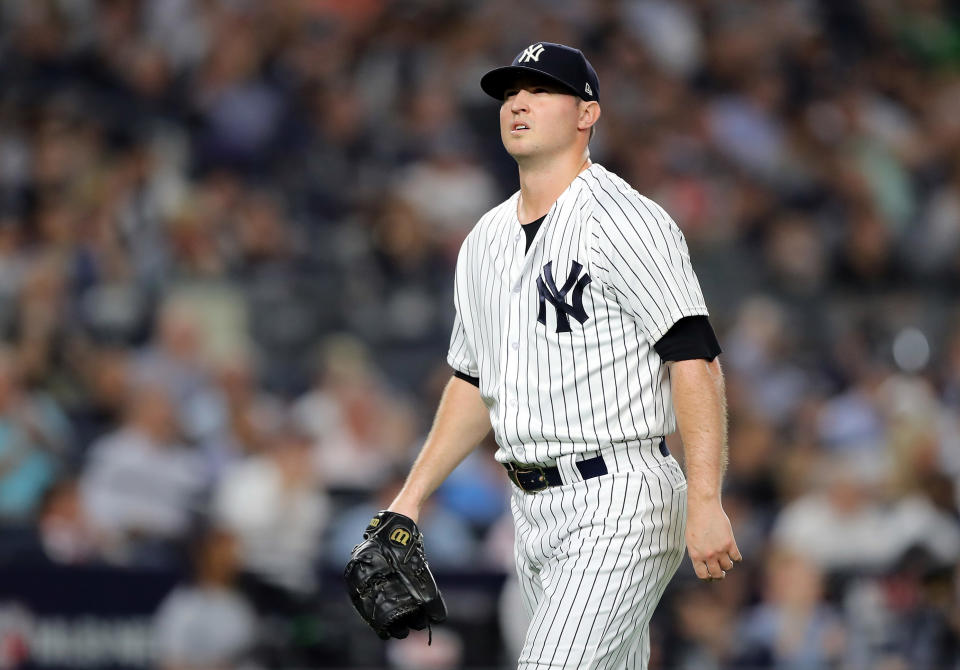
[510,465,550,493]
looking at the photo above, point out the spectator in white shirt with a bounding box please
[212,424,328,595]
[81,382,206,563]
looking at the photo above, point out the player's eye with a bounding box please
[533,87,549,93]
[504,89,519,99]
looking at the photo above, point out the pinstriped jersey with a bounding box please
[447,163,708,465]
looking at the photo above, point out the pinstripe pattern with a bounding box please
[447,163,707,465]
[512,453,687,669]
[447,162,705,669]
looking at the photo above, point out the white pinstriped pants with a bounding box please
[510,440,687,670]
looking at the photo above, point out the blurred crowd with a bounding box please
[1,0,960,668]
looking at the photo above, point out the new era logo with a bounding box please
[518,43,545,63]
[585,82,592,96]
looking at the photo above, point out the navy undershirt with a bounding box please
[522,214,547,252]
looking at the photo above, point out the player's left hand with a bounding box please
[685,499,741,581]
[344,510,447,640]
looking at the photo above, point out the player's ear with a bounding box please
[578,100,601,133]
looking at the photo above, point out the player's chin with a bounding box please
[502,136,535,159]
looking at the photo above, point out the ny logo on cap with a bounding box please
[518,43,545,63]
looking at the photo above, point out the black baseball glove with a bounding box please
[344,510,447,641]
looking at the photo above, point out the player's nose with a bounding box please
[510,89,531,112]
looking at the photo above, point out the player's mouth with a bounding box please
[510,122,530,134]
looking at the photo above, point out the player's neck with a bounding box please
[516,151,591,224]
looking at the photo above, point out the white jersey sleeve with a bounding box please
[447,233,480,377]
[588,185,708,344]
[447,308,478,377]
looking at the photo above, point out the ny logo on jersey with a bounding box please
[517,43,545,63]
[536,260,592,333]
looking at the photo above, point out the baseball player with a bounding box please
[380,42,741,668]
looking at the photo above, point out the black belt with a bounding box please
[503,441,669,493]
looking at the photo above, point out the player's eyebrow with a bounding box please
[504,77,563,96]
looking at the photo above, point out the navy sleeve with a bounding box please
[452,369,480,387]
[653,316,722,362]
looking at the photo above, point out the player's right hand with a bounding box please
[685,500,742,581]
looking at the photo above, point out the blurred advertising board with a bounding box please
[0,565,177,670]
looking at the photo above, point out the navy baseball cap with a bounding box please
[481,42,600,102]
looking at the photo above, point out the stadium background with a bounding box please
[1,0,959,668]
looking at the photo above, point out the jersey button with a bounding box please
[514,233,521,242]
[513,285,521,293]
[511,341,519,350]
